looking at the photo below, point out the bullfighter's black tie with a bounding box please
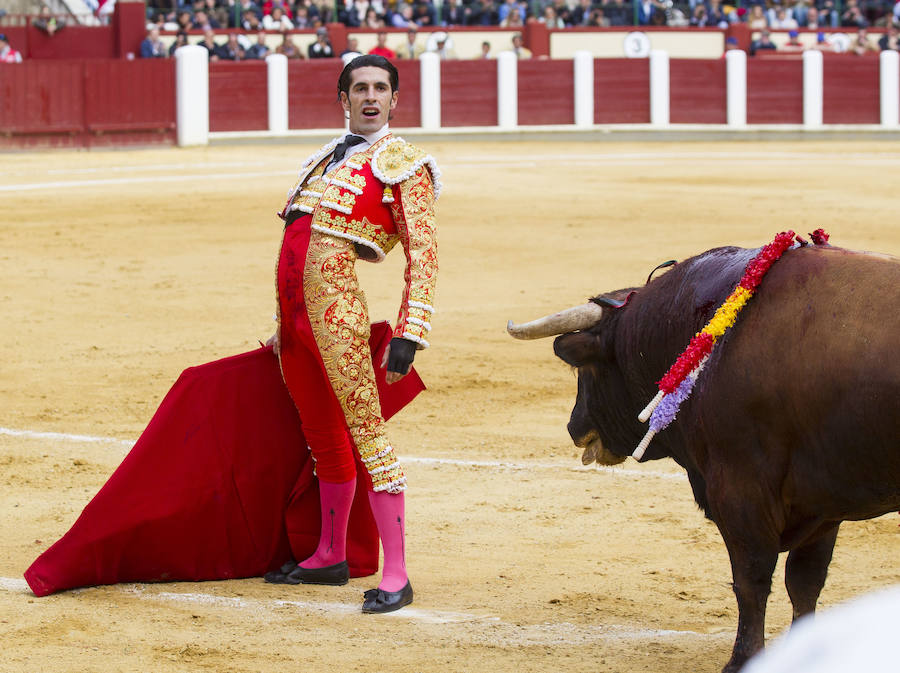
[332,135,366,164]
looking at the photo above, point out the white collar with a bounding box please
[352,124,390,145]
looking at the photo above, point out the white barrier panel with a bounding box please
[880,49,900,128]
[725,48,747,127]
[497,50,518,129]
[802,49,824,128]
[420,51,441,130]
[649,50,669,126]
[573,50,594,128]
[266,54,288,134]
[175,45,209,147]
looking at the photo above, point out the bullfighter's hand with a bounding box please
[265,330,280,358]
[382,337,416,384]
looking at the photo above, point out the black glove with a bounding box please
[386,337,417,376]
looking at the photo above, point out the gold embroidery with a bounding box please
[320,185,358,212]
[314,210,399,257]
[375,139,427,182]
[392,168,438,345]
[302,231,406,493]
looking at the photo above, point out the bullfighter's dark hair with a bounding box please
[337,55,399,97]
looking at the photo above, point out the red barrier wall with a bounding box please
[0,59,175,149]
[210,62,269,132]
[595,59,650,124]
[441,60,497,127]
[518,59,574,126]
[287,60,345,130]
[390,60,422,129]
[823,54,880,125]
[670,58,727,124]
[747,57,803,125]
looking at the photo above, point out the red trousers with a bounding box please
[277,216,362,486]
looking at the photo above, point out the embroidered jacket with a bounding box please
[280,134,440,348]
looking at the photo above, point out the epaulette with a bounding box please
[371,137,442,200]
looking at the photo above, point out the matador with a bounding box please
[264,54,438,614]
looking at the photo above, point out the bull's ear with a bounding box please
[553,332,602,368]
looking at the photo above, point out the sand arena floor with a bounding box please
[1,138,899,673]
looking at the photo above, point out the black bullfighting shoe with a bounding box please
[263,560,298,584]
[290,560,350,586]
[361,581,414,614]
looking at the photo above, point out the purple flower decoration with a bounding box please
[649,375,696,433]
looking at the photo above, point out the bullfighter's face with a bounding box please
[341,66,398,136]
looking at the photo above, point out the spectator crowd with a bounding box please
[142,0,900,32]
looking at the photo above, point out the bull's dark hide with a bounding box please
[550,244,900,673]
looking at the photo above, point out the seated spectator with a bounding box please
[781,28,805,50]
[750,28,777,55]
[428,30,457,58]
[168,30,189,56]
[586,7,610,25]
[0,33,23,63]
[219,32,245,59]
[637,0,663,25]
[746,4,767,30]
[340,36,361,57]
[33,6,66,36]
[811,30,834,51]
[176,10,193,31]
[192,10,221,30]
[243,9,263,29]
[539,5,566,27]
[804,6,822,29]
[361,7,383,27]
[395,26,425,57]
[501,6,524,27]
[601,0,630,26]
[140,28,167,58]
[571,0,594,26]
[369,30,396,57]
[412,0,437,26]
[879,24,899,50]
[552,0,575,26]
[308,26,334,57]
[235,0,263,23]
[202,0,230,29]
[199,29,222,60]
[690,4,711,26]
[468,0,498,25]
[276,30,305,57]
[479,40,492,58]
[511,31,532,58]
[391,3,418,27]
[770,7,799,29]
[850,27,879,53]
[840,0,867,28]
[441,0,469,26]
[263,5,295,29]
[262,0,293,18]
[245,30,270,58]
[498,0,525,24]
[706,0,728,27]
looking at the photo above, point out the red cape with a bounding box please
[24,321,424,597]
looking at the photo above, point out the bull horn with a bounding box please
[506,302,604,340]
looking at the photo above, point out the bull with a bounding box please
[507,241,900,672]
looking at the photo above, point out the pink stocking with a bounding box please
[367,490,408,592]
[299,477,356,569]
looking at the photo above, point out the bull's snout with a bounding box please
[570,428,627,466]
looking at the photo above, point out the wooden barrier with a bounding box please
[0,59,175,149]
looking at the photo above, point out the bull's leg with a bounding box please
[784,524,839,621]
[721,542,778,673]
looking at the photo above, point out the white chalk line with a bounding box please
[6,151,900,193]
[0,576,724,645]
[0,426,686,481]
